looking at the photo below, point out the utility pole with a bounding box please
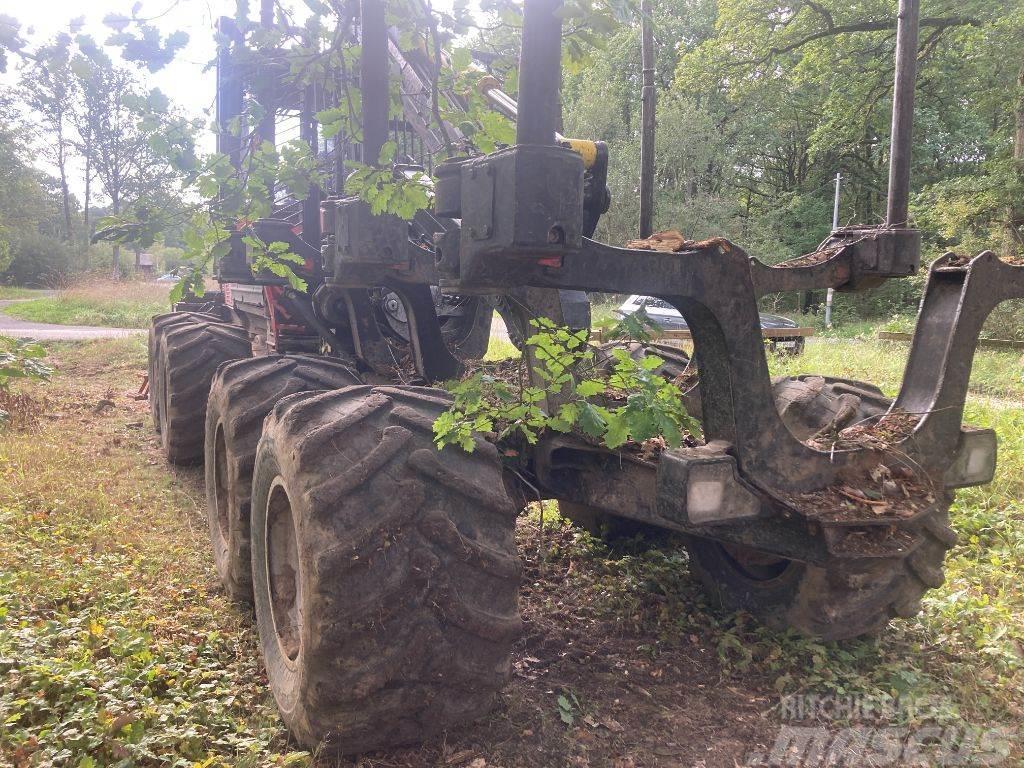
[825,172,842,328]
[638,0,656,238]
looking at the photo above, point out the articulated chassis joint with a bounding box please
[320,196,461,382]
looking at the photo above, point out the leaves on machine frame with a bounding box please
[246,238,308,293]
[433,318,701,454]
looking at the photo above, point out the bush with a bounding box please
[0,337,52,428]
[1,231,75,286]
[983,300,1024,341]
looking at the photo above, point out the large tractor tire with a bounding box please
[685,375,957,640]
[158,319,251,465]
[148,311,222,432]
[204,355,362,603]
[250,385,521,753]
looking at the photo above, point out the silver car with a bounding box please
[616,295,806,353]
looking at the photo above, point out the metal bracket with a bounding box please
[321,197,409,273]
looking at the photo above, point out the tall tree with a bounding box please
[672,0,1021,256]
[77,65,177,277]
[69,51,109,257]
[20,35,76,242]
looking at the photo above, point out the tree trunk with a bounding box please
[58,173,72,241]
[111,194,121,280]
[1006,65,1024,257]
[82,154,91,269]
[57,124,72,242]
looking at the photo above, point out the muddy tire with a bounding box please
[685,375,957,640]
[250,385,522,753]
[148,311,222,432]
[205,355,362,603]
[158,320,251,464]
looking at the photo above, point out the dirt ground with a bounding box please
[4,339,782,766]
[426,532,778,768]
[7,338,1021,767]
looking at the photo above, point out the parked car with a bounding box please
[616,295,806,354]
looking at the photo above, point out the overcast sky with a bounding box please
[5,0,469,196]
[5,0,237,124]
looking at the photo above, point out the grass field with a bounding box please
[0,286,47,301]
[2,279,172,328]
[0,334,1021,766]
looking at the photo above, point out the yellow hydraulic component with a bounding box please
[561,138,598,169]
[477,74,502,95]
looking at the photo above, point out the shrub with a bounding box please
[0,337,52,428]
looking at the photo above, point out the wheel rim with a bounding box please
[266,478,302,667]
[213,425,230,546]
[719,542,793,582]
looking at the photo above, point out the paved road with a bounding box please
[0,298,146,341]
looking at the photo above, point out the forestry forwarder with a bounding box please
[147,0,1024,754]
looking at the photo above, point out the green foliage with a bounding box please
[0,337,51,426]
[1,232,75,286]
[101,8,190,72]
[0,117,73,284]
[606,302,661,342]
[563,0,1023,265]
[434,316,699,453]
[343,143,433,219]
[556,691,581,726]
[0,337,50,389]
[167,217,230,304]
[0,13,25,72]
[246,238,308,293]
